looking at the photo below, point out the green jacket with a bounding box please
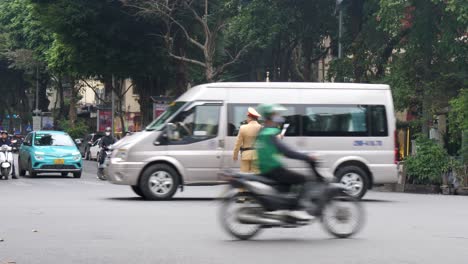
[255,127,283,174]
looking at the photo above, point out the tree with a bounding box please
[328,0,467,138]
[220,0,337,82]
[123,0,251,82]
[30,0,174,128]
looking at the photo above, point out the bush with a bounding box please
[405,135,449,185]
[58,119,89,139]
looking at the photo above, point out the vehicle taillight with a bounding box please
[394,130,399,164]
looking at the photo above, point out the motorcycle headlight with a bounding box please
[115,149,127,161]
[72,151,81,161]
[35,151,45,160]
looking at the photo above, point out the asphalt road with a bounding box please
[1,156,468,264]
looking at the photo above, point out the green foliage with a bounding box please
[448,89,468,162]
[405,135,449,184]
[58,119,89,139]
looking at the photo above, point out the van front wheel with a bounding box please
[336,166,369,199]
[139,164,179,200]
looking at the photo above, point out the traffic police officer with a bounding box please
[233,107,262,173]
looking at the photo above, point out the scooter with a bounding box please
[97,145,112,181]
[219,162,365,240]
[0,145,14,180]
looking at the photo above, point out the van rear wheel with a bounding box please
[139,164,179,200]
[336,166,369,199]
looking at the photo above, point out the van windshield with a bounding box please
[145,102,186,131]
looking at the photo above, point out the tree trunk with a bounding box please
[39,72,50,112]
[56,76,65,121]
[69,80,78,129]
[205,61,215,83]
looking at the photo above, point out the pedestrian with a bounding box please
[233,107,262,173]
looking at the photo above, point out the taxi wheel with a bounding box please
[139,164,179,200]
[73,171,82,178]
[29,159,37,177]
[18,155,26,176]
[61,172,68,177]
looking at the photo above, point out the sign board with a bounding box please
[98,110,112,132]
[153,103,168,120]
[32,116,41,131]
[42,116,54,130]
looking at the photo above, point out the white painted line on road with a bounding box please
[10,181,33,186]
[48,181,69,187]
[80,181,106,186]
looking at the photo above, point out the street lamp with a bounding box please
[335,0,348,59]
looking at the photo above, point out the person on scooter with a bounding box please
[256,104,318,221]
[98,127,116,165]
[0,131,17,179]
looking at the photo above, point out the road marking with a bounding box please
[48,181,69,187]
[81,180,106,186]
[10,181,33,186]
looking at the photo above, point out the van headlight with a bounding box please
[115,149,128,161]
[35,151,45,160]
[72,151,81,161]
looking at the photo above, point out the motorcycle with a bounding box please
[219,162,365,240]
[97,145,112,181]
[0,145,14,180]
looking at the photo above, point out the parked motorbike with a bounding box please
[0,145,14,180]
[219,163,365,240]
[97,145,112,181]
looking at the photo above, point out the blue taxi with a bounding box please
[18,131,83,178]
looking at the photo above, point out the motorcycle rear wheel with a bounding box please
[1,168,10,179]
[321,197,364,238]
[220,192,263,240]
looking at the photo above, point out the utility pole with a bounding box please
[111,75,115,138]
[35,66,39,114]
[338,9,343,59]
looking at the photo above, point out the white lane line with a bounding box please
[10,181,33,186]
[80,180,106,186]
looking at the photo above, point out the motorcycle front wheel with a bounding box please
[97,168,106,180]
[321,197,364,238]
[219,192,263,240]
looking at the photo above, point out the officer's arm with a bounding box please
[233,126,244,160]
[270,135,309,161]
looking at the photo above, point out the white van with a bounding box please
[107,82,398,199]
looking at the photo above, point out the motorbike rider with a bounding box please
[255,104,319,221]
[0,131,17,179]
[98,127,116,165]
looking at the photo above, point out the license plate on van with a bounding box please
[54,159,65,165]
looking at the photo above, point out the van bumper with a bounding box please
[107,159,144,186]
[369,164,398,184]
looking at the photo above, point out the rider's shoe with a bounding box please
[12,174,18,179]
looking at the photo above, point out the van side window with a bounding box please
[228,104,256,136]
[370,105,388,136]
[281,106,300,136]
[168,104,221,144]
[228,104,300,137]
[302,105,368,137]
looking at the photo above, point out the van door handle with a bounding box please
[218,139,225,148]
